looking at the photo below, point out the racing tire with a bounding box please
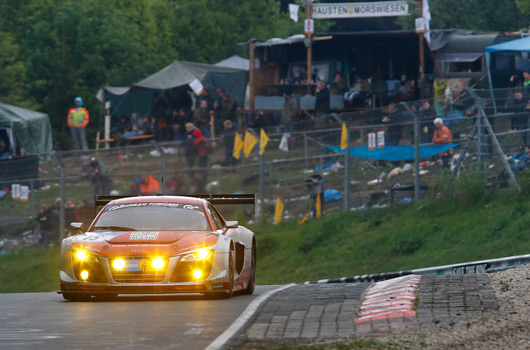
[94,293,118,301]
[62,292,92,302]
[240,243,256,295]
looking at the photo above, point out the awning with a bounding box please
[437,53,483,63]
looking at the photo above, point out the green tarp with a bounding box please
[0,102,53,155]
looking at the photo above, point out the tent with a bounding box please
[485,36,530,111]
[97,60,248,120]
[215,55,249,70]
[0,102,53,155]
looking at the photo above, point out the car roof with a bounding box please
[105,195,208,207]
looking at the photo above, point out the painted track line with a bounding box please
[205,284,295,350]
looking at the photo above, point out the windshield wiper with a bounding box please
[92,225,136,231]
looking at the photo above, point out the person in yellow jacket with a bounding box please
[67,97,89,150]
[432,118,454,169]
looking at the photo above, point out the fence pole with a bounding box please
[150,141,166,194]
[258,153,265,225]
[30,180,35,219]
[304,131,309,170]
[344,127,350,212]
[400,102,421,201]
[51,152,65,241]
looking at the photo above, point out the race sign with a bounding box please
[312,1,408,19]
[377,130,385,149]
[368,132,376,150]
[304,19,314,34]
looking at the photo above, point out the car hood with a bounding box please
[69,230,220,257]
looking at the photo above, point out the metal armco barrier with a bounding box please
[305,253,530,284]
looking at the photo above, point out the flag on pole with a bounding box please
[422,0,431,45]
[233,132,243,159]
[279,133,289,152]
[341,123,348,150]
[243,130,258,158]
[259,129,269,155]
[315,192,322,219]
[289,3,300,22]
[274,196,284,224]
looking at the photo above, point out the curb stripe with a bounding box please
[205,284,295,350]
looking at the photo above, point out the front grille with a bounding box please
[110,257,168,283]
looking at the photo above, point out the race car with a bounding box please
[59,194,256,301]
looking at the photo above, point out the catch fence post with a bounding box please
[51,152,65,241]
[150,141,166,194]
[344,126,350,212]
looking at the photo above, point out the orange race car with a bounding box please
[59,194,256,301]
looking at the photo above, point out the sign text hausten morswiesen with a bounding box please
[311,1,409,19]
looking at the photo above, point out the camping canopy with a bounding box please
[485,36,530,111]
[0,102,53,155]
[97,60,248,119]
[215,55,250,70]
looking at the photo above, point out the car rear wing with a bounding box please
[94,194,256,215]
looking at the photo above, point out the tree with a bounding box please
[0,32,34,108]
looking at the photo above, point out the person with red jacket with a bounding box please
[184,123,210,169]
[138,174,160,195]
[67,97,89,150]
[432,118,454,169]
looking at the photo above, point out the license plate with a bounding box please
[125,259,141,271]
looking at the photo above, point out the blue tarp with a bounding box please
[485,36,530,54]
[326,144,459,161]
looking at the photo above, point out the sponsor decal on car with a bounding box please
[129,232,160,240]
[107,202,201,211]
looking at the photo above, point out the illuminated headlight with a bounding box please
[193,270,203,279]
[181,249,214,262]
[80,270,89,280]
[75,249,88,261]
[152,258,165,269]
[112,258,126,270]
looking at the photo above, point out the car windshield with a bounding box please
[92,202,210,231]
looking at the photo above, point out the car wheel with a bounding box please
[240,243,256,295]
[94,293,118,301]
[62,292,92,302]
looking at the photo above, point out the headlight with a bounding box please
[152,258,165,269]
[80,270,89,280]
[193,270,203,279]
[75,249,88,261]
[112,258,126,270]
[181,249,214,262]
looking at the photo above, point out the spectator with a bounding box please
[420,100,436,144]
[151,92,169,141]
[398,74,413,101]
[196,86,215,111]
[112,115,131,145]
[432,118,454,169]
[221,120,237,171]
[509,145,527,166]
[382,103,403,146]
[140,116,154,135]
[344,78,369,107]
[67,97,89,151]
[252,111,270,130]
[219,91,240,124]
[297,65,308,83]
[36,202,53,248]
[184,123,210,169]
[506,89,529,144]
[0,138,10,158]
[281,90,298,132]
[193,100,211,137]
[315,80,330,122]
[504,74,522,109]
[330,73,348,96]
[523,70,530,87]
[167,171,184,194]
[171,108,190,141]
[135,174,160,195]
[305,174,324,219]
[80,156,113,198]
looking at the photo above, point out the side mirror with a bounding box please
[70,222,85,234]
[222,221,238,235]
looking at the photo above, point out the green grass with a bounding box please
[1,174,530,293]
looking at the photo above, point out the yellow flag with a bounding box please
[341,122,348,150]
[297,216,308,225]
[315,192,322,219]
[274,196,284,224]
[259,129,269,155]
[244,130,258,158]
[233,132,243,160]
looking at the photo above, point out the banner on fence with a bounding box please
[327,144,459,161]
[274,196,284,224]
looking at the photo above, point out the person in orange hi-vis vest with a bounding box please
[138,174,161,195]
[67,97,89,151]
[432,118,454,169]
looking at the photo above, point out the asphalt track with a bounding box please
[0,285,284,350]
